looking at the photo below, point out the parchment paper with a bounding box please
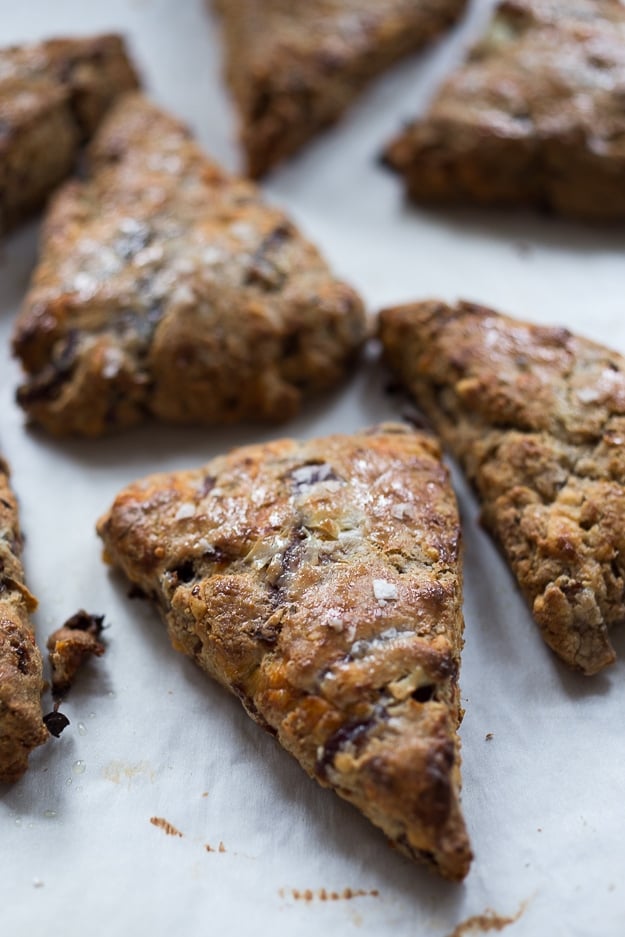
[2,2,625,935]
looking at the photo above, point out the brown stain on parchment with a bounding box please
[205,841,227,853]
[445,903,526,937]
[279,887,379,902]
[150,816,183,838]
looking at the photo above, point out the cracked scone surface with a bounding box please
[379,300,625,675]
[0,33,139,233]
[385,0,625,220]
[97,423,472,879]
[13,92,366,437]
[213,0,467,177]
[0,461,47,783]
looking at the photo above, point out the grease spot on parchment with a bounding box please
[150,816,183,838]
[445,902,526,937]
[279,887,379,902]
[103,760,156,785]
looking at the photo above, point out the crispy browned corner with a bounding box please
[212,0,468,178]
[97,423,472,880]
[12,92,367,438]
[385,0,625,220]
[0,33,139,233]
[0,460,47,782]
[379,299,625,674]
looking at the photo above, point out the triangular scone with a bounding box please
[97,423,472,879]
[379,300,625,675]
[12,93,366,438]
[0,34,139,233]
[212,0,468,178]
[385,0,625,220]
[0,459,47,782]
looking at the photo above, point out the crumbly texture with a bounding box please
[379,300,625,674]
[0,34,139,233]
[0,460,47,783]
[384,0,625,220]
[47,610,105,698]
[212,0,468,178]
[12,92,367,438]
[97,423,472,880]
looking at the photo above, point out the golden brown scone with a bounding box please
[12,92,367,438]
[379,300,625,675]
[385,0,625,221]
[212,0,468,178]
[0,460,47,783]
[0,34,139,233]
[47,610,106,699]
[97,423,472,880]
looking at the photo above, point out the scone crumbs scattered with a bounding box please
[150,816,183,837]
[279,887,379,902]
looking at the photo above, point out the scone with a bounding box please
[97,423,472,880]
[12,92,367,438]
[212,0,468,178]
[0,34,139,233]
[379,300,625,674]
[384,0,625,220]
[0,460,47,782]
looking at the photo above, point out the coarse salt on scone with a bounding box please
[97,423,472,880]
[213,0,468,178]
[12,92,367,438]
[379,299,625,675]
[0,460,47,783]
[0,33,139,234]
[384,0,625,220]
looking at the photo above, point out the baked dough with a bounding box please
[385,0,625,220]
[379,299,625,674]
[12,92,366,437]
[97,423,472,879]
[0,460,47,783]
[213,0,468,177]
[0,34,139,233]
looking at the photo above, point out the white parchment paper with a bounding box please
[2,2,625,935]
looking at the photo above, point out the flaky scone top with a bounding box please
[13,93,366,437]
[213,0,467,177]
[380,300,625,674]
[97,423,472,880]
[385,0,625,220]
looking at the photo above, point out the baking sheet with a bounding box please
[2,2,625,935]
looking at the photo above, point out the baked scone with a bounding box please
[212,0,468,178]
[384,0,625,220]
[0,34,139,234]
[12,92,367,438]
[379,300,625,674]
[0,460,47,783]
[97,423,472,880]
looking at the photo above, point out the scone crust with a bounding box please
[380,300,625,674]
[0,33,139,233]
[13,92,366,437]
[385,0,625,220]
[213,0,467,177]
[97,423,472,879]
[0,460,47,782]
